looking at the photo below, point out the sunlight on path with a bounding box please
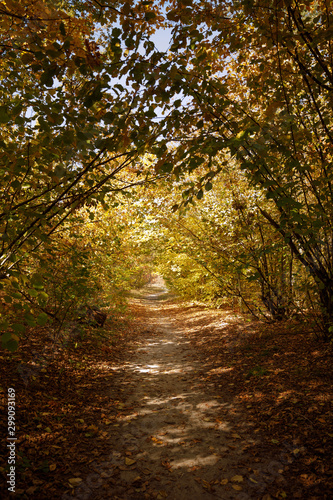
[62,282,266,500]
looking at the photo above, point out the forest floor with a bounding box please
[1,280,332,499]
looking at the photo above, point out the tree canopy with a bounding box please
[1,0,333,350]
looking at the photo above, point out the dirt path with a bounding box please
[61,283,280,500]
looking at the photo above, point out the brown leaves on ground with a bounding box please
[167,301,333,499]
[0,310,144,499]
[0,298,332,499]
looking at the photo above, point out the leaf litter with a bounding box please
[0,282,332,499]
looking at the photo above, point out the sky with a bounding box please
[150,27,172,52]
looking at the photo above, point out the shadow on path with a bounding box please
[62,282,280,499]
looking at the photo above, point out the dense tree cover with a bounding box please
[154,0,333,336]
[1,0,333,350]
[128,165,316,326]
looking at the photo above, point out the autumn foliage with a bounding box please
[1,1,333,339]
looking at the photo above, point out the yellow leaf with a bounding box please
[49,464,56,471]
[220,478,228,485]
[231,475,243,482]
[125,458,136,466]
[232,484,242,491]
[88,424,98,432]
[68,478,82,487]
[202,479,211,490]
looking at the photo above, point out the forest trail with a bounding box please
[62,280,277,500]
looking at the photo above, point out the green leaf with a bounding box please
[1,332,12,343]
[54,165,66,179]
[38,291,49,302]
[59,22,66,37]
[103,112,114,124]
[24,313,36,327]
[145,11,156,21]
[37,313,48,326]
[40,71,54,87]
[12,323,25,334]
[32,274,44,288]
[0,106,10,123]
[160,163,173,174]
[3,339,18,352]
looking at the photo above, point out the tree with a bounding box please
[2,0,333,345]
[142,0,333,337]
[0,0,166,280]
[0,0,164,349]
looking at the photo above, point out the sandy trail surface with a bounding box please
[63,282,276,499]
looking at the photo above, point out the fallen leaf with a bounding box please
[26,486,37,494]
[125,457,136,466]
[68,478,82,487]
[232,484,242,491]
[49,464,57,471]
[88,424,98,432]
[231,475,243,482]
[202,479,211,490]
[221,479,229,485]
[142,468,152,475]
[151,437,164,445]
